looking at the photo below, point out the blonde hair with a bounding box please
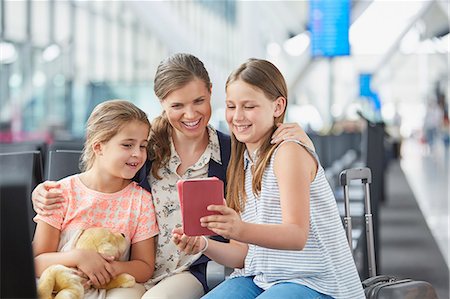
[80,99,150,171]
[225,59,288,213]
[149,53,211,179]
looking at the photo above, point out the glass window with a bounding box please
[74,6,89,81]
[32,0,49,47]
[4,0,27,42]
[110,20,119,81]
[95,16,106,81]
[55,1,71,45]
[123,21,133,82]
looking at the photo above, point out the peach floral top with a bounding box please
[34,174,158,245]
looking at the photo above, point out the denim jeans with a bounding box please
[202,277,334,299]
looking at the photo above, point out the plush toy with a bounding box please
[37,227,135,299]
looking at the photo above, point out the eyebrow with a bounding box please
[170,96,206,104]
[226,99,257,104]
[121,138,148,143]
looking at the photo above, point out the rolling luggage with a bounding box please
[339,167,438,299]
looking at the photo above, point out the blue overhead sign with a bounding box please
[359,74,372,97]
[359,73,381,112]
[309,0,350,57]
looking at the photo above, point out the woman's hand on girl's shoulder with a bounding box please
[32,181,64,216]
[271,123,315,151]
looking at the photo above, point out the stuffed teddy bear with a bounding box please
[37,227,135,299]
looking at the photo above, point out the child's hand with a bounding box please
[200,205,244,240]
[172,227,205,255]
[74,249,115,288]
[76,261,120,289]
[74,270,92,290]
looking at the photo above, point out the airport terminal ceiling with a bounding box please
[0,0,448,138]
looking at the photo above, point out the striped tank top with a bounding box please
[229,140,365,299]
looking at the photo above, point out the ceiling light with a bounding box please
[0,42,18,64]
[267,42,281,57]
[42,44,61,62]
[33,71,47,87]
[283,33,310,57]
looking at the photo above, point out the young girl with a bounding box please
[173,59,365,299]
[33,100,159,299]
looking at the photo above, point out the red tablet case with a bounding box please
[177,177,224,236]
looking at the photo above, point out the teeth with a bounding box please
[183,119,200,127]
[235,125,250,132]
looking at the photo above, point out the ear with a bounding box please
[93,142,103,156]
[273,96,286,118]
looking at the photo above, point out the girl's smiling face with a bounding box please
[97,120,149,179]
[226,79,285,153]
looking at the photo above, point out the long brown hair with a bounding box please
[226,59,288,213]
[80,99,150,172]
[149,53,211,179]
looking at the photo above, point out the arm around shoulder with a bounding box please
[32,181,64,216]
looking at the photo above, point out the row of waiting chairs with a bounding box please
[0,150,82,237]
[0,150,82,182]
[0,139,84,169]
[0,149,81,298]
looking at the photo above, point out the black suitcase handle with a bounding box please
[339,167,377,278]
[339,167,372,186]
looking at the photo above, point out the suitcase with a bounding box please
[339,167,438,299]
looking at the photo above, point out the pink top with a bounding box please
[34,175,158,244]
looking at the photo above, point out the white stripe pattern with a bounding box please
[230,140,365,299]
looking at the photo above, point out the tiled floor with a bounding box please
[400,137,449,269]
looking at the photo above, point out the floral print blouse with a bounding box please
[145,125,222,287]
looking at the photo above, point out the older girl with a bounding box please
[173,59,365,299]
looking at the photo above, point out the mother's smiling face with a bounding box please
[161,78,212,140]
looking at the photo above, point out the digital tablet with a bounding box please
[177,177,224,236]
